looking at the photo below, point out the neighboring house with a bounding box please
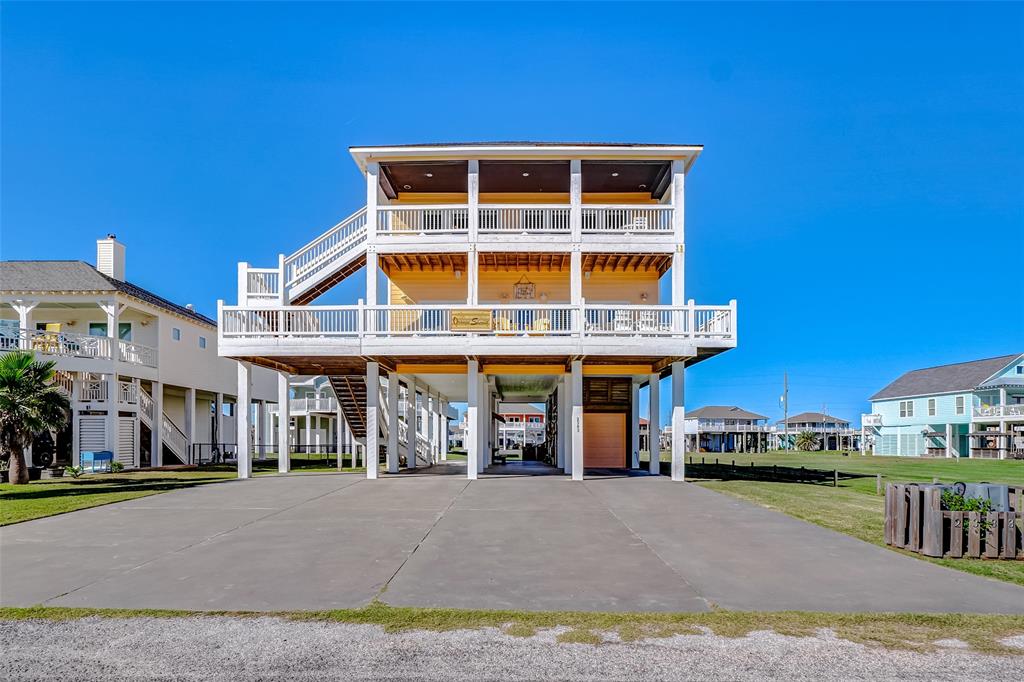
[0,236,277,468]
[683,406,770,453]
[865,354,1024,459]
[772,412,859,451]
[497,403,546,449]
[219,141,738,480]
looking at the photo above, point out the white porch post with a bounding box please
[570,247,583,307]
[671,362,686,481]
[255,400,266,460]
[365,362,379,479]
[466,246,478,305]
[466,360,479,480]
[151,381,163,467]
[478,375,488,474]
[335,401,345,468]
[404,380,416,469]
[277,372,290,473]
[215,392,224,448]
[236,362,252,479]
[409,381,421,469]
[648,374,661,475]
[387,373,400,473]
[12,300,38,348]
[440,398,449,461]
[468,159,479,243]
[631,379,641,468]
[570,159,582,242]
[570,360,584,481]
[945,422,954,459]
[426,391,435,463]
[670,158,686,304]
[184,387,196,465]
[557,375,569,472]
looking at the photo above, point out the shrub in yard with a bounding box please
[64,465,84,479]
[795,431,820,452]
[111,461,124,473]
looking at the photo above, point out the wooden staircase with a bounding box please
[329,375,367,439]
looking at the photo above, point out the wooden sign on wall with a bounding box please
[451,309,493,331]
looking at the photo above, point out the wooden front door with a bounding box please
[583,412,626,468]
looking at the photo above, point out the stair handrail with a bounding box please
[161,413,188,457]
[284,207,368,290]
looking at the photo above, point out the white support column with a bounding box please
[402,380,415,468]
[365,362,379,479]
[557,375,568,472]
[236,362,252,479]
[999,420,1008,460]
[477,375,487,474]
[387,373,400,473]
[255,400,266,460]
[466,360,479,480]
[304,412,311,453]
[570,159,582,242]
[184,387,196,465]
[648,374,661,475]
[570,361,584,480]
[466,246,478,305]
[468,159,479,243]
[440,398,449,461]
[335,402,345,468]
[426,390,435,463]
[215,392,224,448]
[365,161,379,243]
[945,422,954,459]
[631,379,641,468]
[570,247,583,306]
[671,158,686,241]
[12,300,38,348]
[278,372,290,473]
[366,248,378,309]
[670,362,686,481]
[151,381,163,467]
[314,414,321,453]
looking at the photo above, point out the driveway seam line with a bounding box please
[38,476,366,606]
[581,480,714,611]
[375,479,472,603]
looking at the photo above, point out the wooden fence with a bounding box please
[671,457,868,485]
[885,483,1022,560]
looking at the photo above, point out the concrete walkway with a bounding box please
[3,470,1023,613]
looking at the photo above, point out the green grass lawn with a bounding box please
[685,451,1024,587]
[0,453,366,525]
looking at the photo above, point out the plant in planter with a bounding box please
[64,465,84,479]
[0,351,70,485]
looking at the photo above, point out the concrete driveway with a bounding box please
[3,468,1023,613]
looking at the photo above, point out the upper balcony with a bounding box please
[0,327,158,370]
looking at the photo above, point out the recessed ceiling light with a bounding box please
[639,184,647,189]
[424,173,433,178]
[403,184,412,190]
[611,172,619,177]
[522,172,530,177]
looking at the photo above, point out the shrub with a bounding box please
[110,461,124,473]
[64,465,84,478]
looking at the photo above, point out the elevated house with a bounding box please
[219,141,738,480]
[772,412,858,451]
[864,354,1024,458]
[0,236,277,469]
[496,403,545,450]
[683,405,769,453]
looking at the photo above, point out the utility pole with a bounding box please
[782,372,789,451]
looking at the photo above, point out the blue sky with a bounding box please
[3,2,1022,424]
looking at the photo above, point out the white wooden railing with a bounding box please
[118,339,158,367]
[862,414,883,427]
[582,206,673,233]
[377,206,468,234]
[220,302,736,343]
[246,268,281,302]
[1,328,113,360]
[139,385,156,424]
[162,413,188,459]
[269,397,338,413]
[974,405,1024,419]
[78,379,108,402]
[117,380,138,404]
[284,207,369,293]
[479,205,570,233]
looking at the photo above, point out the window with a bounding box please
[172,327,181,341]
[528,416,541,424]
[88,322,132,340]
[927,398,936,416]
[955,396,965,415]
[198,336,207,349]
[1017,366,1023,375]
[899,400,914,418]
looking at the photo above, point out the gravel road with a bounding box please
[2,617,1021,681]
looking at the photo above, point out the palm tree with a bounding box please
[0,351,70,485]
[795,430,820,452]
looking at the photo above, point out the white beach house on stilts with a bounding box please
[219,142,738,480]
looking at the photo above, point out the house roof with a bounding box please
[869,354,1021,401]
[497,403,545,415]
[778,412,849,426]
[688,405,768,421]
[0,260,215,327]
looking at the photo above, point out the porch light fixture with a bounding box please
[454,270,462,279]
[639,184,647,189]
[611,172,619,177]
[522,172,530,177]
[403,184,412,190]
[640,292,649,302]
[424,173,433,178]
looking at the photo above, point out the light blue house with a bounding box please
[865,354,1024,458]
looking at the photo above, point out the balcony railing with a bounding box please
[479,205,570,233]
[220,302,736,343]
[0,328,158,368]
[582,205,673,233]
[377,205,468,234]
[974,405,1024,419]
[269,397,338,414]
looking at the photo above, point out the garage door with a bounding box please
[583,412,626,468]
